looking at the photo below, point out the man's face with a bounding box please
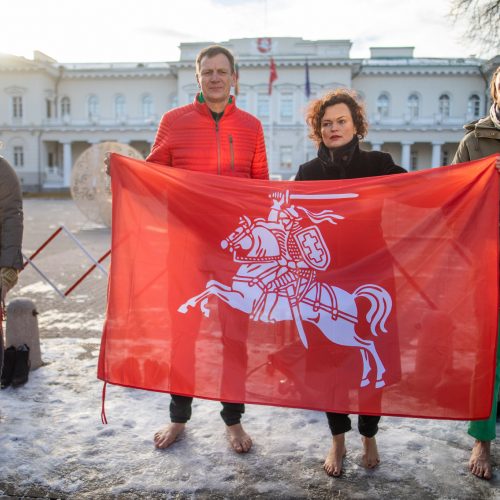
[196,53,236,107]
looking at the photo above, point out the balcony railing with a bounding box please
[40,115,159,127]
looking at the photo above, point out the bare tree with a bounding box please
[450,0,500,53]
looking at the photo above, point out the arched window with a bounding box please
[12,95,23,119]
[376,93,390,117]
[468,94,481,118]
[61,97,71,117]
[408,93,420,119]
[87,95,99,119]
[142,94,153,118]
[438,94,450,118]
[114,94,126,120]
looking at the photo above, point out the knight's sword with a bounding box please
[289,193,359,200]
[285,285,309,349]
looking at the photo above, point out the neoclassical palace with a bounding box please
[0,37,498,190]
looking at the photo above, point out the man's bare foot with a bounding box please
[226,423,252,453]
[469,440,492,479]
[153,422,185,449]
[361,436,380,469]
[324,434,346,477]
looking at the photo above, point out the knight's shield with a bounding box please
[292,226,330,271]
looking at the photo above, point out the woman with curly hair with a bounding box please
[296,88,406,477]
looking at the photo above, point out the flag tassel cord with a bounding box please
[101,382,108,424]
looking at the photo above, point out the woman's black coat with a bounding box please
[295,141,406,181]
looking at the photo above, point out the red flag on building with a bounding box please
[234,63,240,96]
[268,57,278,95]
[98,154,499,420]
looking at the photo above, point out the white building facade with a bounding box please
[0,38,498,190]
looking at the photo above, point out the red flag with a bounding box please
[268,57,277,95]
[98,154,499,420]
[234,63,240,96]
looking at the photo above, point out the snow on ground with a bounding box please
[1,333,500,499]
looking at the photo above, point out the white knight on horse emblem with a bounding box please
[178,190,393,389]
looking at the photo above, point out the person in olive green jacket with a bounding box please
[0,155,24,376]
[452,66,500,480]
[453,68,500,164]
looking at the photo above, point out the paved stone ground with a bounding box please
[1,198,499,499]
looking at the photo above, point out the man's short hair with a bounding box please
[196,45,236,75]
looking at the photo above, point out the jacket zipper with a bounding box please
[215,119,221,175]
[229,135,234,171]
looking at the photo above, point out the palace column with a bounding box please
[62,141,72,188]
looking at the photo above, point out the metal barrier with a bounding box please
[22,225,110,298]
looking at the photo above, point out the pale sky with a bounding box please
[1,0,494,63]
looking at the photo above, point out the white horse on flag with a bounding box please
[178,191,393,389]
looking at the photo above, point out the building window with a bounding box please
[236,93,248,111]
[442,149,449,165]
[13,146,24,167]
[468,94,481,118]
[438,94,450,118]
[280,146,293,170]
[46,99,52,119]
[12,96,23,119]
[439,94,450,118]
[114,94,126,120]
[376,93,390,117]
[87,95,99,120]
[410,150,418,171]
[61,97,71,117]
[257,93,270,122]
[408,94,420,119]
[279,92,293,123]
[142,94,153,118]
[48,152,54,167]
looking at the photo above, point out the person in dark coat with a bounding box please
[0,154,24,377]
[295,88,406,477]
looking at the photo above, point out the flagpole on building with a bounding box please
[268,56,278,174]
[303,107,307,167]
[270,94,274,173]
[303,58,311,166]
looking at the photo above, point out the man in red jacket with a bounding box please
[148,45,269,453]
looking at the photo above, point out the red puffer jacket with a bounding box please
[147,95,269,179]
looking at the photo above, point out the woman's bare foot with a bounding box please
[469,440,492,479]
[226,423,252,453]
[361,436,380,469]
[153,422,185,449]
[324,434,346,477]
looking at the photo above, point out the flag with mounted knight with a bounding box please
[98,154,499,420]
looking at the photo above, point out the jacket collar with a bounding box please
[316,136,359,179]
[194,92,236,119]
[464,115,497,132]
